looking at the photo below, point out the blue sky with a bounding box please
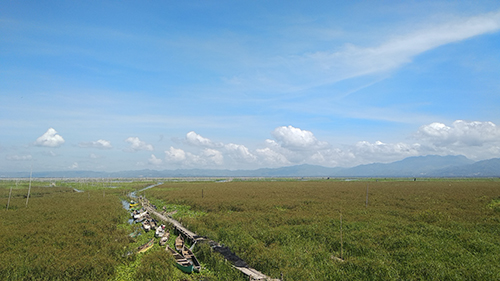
[1,1,500,172]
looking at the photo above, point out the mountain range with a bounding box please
[1,155,499,178]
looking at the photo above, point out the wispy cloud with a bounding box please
[227,11,500,94]
[6,154,32,161]
[79,139,113,149]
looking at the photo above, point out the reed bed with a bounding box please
[147,179,500,280]
[0,184,129,280]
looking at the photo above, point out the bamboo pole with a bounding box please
[340,212,343,260]
[365,183,369,208]
[6,182,14,210]
[26,167,32,207]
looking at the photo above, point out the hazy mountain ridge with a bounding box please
[1,155,498,178]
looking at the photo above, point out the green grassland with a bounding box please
[0,180,247,280]
[147,179,500,280]
[1,179,499,280]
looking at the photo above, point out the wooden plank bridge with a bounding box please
[138,198,280,281]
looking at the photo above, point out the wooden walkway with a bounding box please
[139,200,279,281]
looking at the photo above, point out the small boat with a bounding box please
[175,235,184,251]
[155,225,166,238]
[134,210,148,220]
[142,220,151,232]
[159,230,170,246]
[166,245,193,273]
[182,245,201,273]
[129,201,139,208]
[150,219,158,230]
[134,217,146,224]
[137,238,154,253]
[128,229,141,238]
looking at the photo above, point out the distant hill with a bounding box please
[1,155,499,178]
[429,158,500,177]
[336,155,475,177]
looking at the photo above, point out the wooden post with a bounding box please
[340,212,343,260]
[26,167,32,207]
[6,182,14,210]
[365,183,369,208]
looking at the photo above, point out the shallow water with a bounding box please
[121,199,130,210]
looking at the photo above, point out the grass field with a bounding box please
[1,178,499,280]
[0,179,247,281]
[147,179,500,280]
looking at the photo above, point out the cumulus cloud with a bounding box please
[185,131,221,147]
[255,147,290,166]
[271,125,328,150]
[69,162,78,169]
[164,146,224,167]
[34,128,65,147]
[201,148,224,165]
[148,154,163,165]
[125,137,154,152]
[416,120,500,146]
[6,154,32,161]
[165,146,186,162]
[348,140,421,164]
[225,143,257,162]
[158,120,500,170]
[79,139,113,149]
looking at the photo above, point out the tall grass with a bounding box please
[147,180,500,280]
[0,185,129,280]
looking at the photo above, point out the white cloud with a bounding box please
[271,125,328,150]
[43,150,57,157]
[416,120,500,146]
[185,131,220,147]
[349,140,421,164]
[165,147,186,162]
[225,143,257,162]
[34,128,65,147]
[296,11,500,88]
[124,137,154,152]
[148,154,163,165]
[6,154,32,161]
[164,146,224,167]
[310,148,355,167]
[79,139,113,149]
[69,162,78,169]
[413,120,500,160]
[89,153,100,159]
[201,148,224,165]
[255,147,290,166]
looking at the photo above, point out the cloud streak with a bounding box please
[79,139,113,149]
[232,11,500,93]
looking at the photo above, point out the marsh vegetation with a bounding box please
[1,178,499,280]
[147,179,500,280]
